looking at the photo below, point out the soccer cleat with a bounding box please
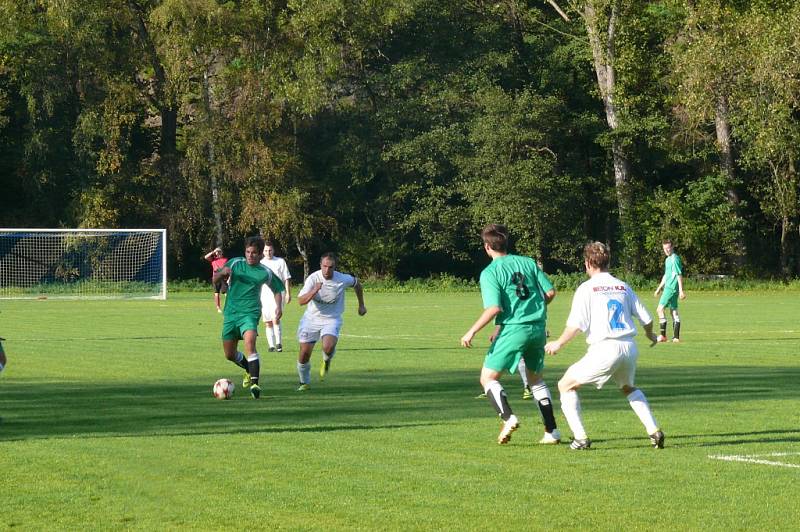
[672,338,680,343]
[217,308,222,313]
[242,372,252,388]
[296,383,310,392]
[475,392,487,399]
[319,358,331,380]
[650,430,665,449]
[522,387,532,400]
[276,344,283,352]
[497,415,520,444]
[268,347,276,352]
[569,438,592,450]
[250,384,261,399]
[539,429,561,445]
[656,335,668,343]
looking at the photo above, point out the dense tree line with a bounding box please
[1,0,798,280]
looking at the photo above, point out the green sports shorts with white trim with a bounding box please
[658,290,679,309]
[483,323,547,374]
[221,312,260,341]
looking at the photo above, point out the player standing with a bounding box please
[295,252,366,391]
[213,236,285,399]
[204,246,228,313]
[260,242,292,352]
[460,224,560,445]
[545,241,664,450]
[654,239,685,342]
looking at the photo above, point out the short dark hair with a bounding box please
[584,241,610,270]
[245,236,265,254]
[481,224,509,252]
[662,239,673,246]
[320,251,337,263]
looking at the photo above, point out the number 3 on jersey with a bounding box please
[607,299,625,330]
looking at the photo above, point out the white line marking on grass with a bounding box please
[709,452,800,469]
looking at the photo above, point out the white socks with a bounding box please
[627,389,659,434]
[265,326,276,348]
[274,323,282,346]
[297,361,311,384]
[531,382,552,402]
[517,358,530,389]
[560,390,588,440]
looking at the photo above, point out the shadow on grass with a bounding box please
[1,365,798,443]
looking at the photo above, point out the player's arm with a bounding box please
[654,277,665,296]
[642,320,658,346]
[212,266,231,285]
[677,275,685,299]
[273,291,283,322]
[543,288,556,304]
[284,279,292,304]
[297,281,322,306]
[353,279,367,316]
[544,326,581,355]
[461,306,501,348]
[204,247,221,261]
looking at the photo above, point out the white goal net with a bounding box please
[0,229,167,299]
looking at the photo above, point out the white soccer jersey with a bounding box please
[566,272,652,345]
[299,270,356,323]
[259,256,291,311]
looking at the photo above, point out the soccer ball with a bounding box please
[212,378,234,400]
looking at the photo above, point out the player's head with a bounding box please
[213,247,223,258]
[264,241,275,259]
[481,224,509,253]
[244,236,265,265]
[584,241,611,271]
[320,252,337,280]
[662,239,673,256]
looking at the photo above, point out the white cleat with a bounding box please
[539,429,561,444]
[497,415,520,445]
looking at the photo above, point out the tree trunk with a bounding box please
[296,237,309,279]
[582,0,639,269]
[202,68,224,248]
[714,93,747,269]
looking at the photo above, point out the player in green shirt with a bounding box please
[654,239,685,343]
[213,236,285,399]
[461,224,560,445]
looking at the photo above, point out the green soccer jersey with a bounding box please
[223,257,285,316]
[479,254,553,325]
[663,253,683,292]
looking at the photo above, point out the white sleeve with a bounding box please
[281,259,291,280]
[298,273,317,297]
[566,286,590,331]
[630,288,652,325]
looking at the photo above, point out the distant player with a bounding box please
[654,239,685,342]
[204,246,228,313]
[460,224,560,445]
[259,242,292,352]
[545,241,664,450]
[213,236,285,399]
[295,252,366,391]
[0,336,7,376]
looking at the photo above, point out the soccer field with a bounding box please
[1,290,799,529]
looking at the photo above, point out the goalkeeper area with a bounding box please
[0,228,166,299]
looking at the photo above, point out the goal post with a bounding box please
[0,228,167,300]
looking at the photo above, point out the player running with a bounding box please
[654,239,685,342]
[545,241,664,450]
[295,252,366,391]
[259,242,292,352]
[213,236,285,399]
[461,224,560,445]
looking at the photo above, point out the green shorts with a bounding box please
[659,290,679,310]
[221,312,260,341]
[483,323,547,374]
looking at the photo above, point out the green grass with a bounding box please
[1,290,799,529]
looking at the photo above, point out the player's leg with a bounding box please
[480,366,519,444]
[261,296,277,351]
[517,357,532,399]
[241,328,262,398]
[214,292,221,312]
[319,334,339,380]
[274,316,283,352]
[296,342,314,390]
[616,345,663,448]
[264,320,276,351]
[557,376,590,450]
[656,302,668,341]
[222,339,248,370]
[671,307,681,342]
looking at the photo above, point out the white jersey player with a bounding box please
[295,252,366,391]
[545,242,664,450]
[259,243,292,352]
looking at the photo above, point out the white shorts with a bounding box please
[563,339,638,390]
[261,294,280,322]
[297,317,342,344]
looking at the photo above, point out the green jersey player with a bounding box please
[460,224,560,445]
[654,239,685,343]
[213,236,285,399]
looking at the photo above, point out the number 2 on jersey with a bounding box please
[607,299,625,330]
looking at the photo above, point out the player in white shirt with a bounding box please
[295,252,367,391]
[259,243,292,352]
[545,242,665,450]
